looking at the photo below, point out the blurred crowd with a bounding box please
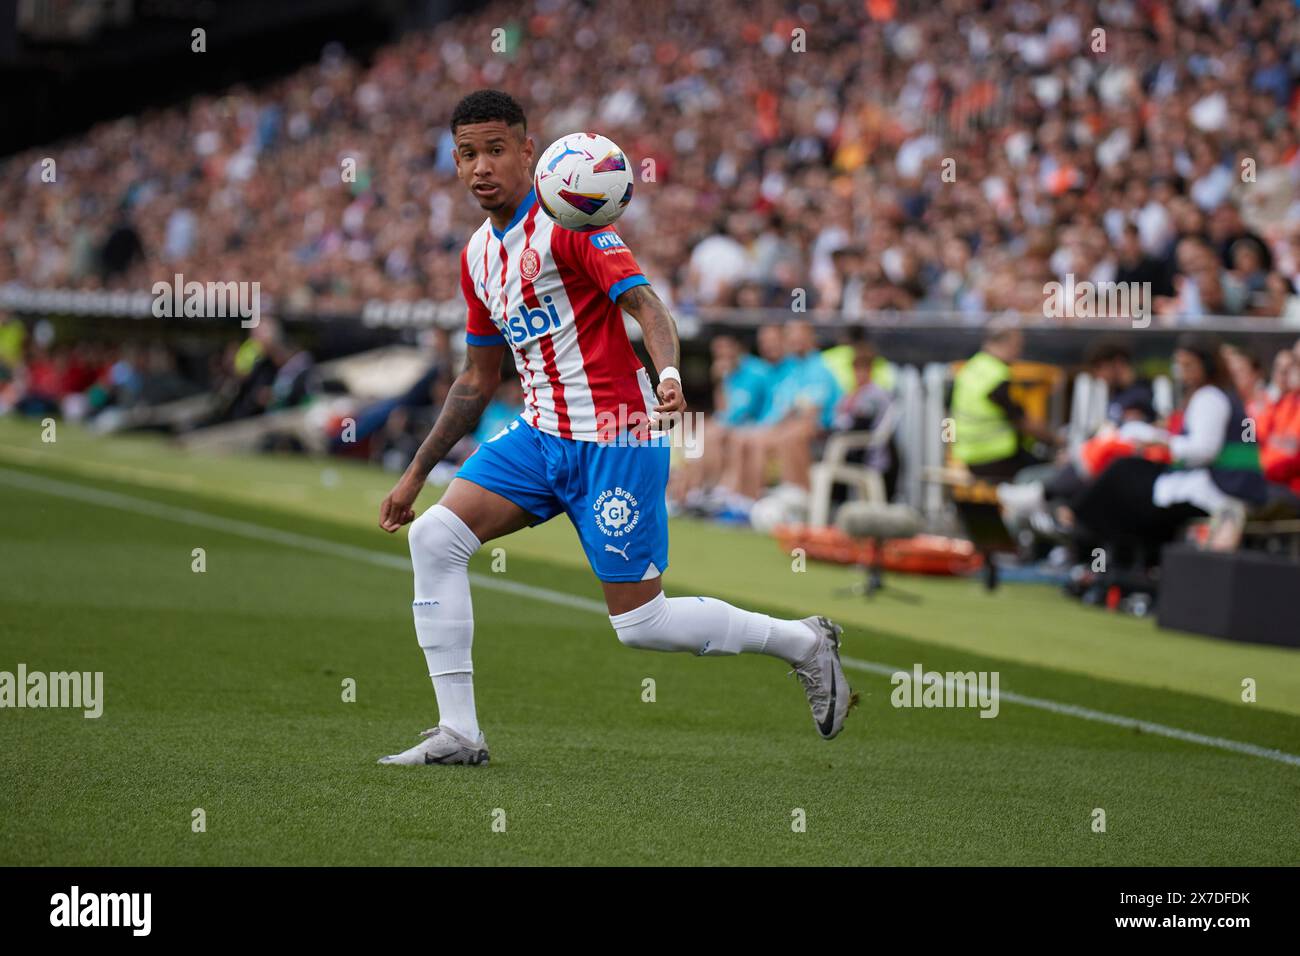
[675,313,1300,611]
[669,320,897,522]
[0,310,529,474]
[989,327,1300,601]
[0,315,318,430]
[0,314,200,422]
[1,0,1297,320]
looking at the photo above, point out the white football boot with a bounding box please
[792,616,858,739]
[377,725,490,766]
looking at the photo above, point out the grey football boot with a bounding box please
[792,616,858,739]
[377,725,490,766]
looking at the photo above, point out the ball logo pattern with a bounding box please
[534,132,635,232]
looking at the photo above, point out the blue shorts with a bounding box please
[456,416,670,582]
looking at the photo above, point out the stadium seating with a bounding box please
[1,0,1296,320]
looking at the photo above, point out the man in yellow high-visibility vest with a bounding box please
[951,323,1058,481]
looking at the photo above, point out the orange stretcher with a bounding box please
[773,525,983,576]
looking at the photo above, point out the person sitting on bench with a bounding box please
[999,337,1157,516]
[1069,333,1269,565]
[1256,339,1300,504]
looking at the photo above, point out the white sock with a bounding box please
[408,504,481,740]
[608,592,819,664]
[431,673,479,741]
[765,618,823,665]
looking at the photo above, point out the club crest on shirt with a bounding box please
[520,248,542,281]
[593,487,640,538]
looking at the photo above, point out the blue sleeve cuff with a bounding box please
[608,274,650,302]
[466,331,505,346]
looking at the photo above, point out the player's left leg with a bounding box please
[569,433,857,739]
[602,578,856,739]
[602,576,812,659]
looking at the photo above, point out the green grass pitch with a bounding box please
[1,418,1298,865]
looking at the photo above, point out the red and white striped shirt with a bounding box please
[459,189,656,442]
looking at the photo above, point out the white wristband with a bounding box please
[657,366,681,384]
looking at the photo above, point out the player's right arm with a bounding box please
[378,342,505,532]
[379,245,506,532]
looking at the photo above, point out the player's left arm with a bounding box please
[617,282,686,417]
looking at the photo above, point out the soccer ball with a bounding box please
[534,132,634,232]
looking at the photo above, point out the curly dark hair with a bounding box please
[450,89,527,134]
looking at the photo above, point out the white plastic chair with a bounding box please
[807,404,898,528]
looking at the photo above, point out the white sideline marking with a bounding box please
[839,656,1300,768]
[0,466,602,613]
[3,465,1298,769]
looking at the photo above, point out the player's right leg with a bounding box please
[379,421,559,767]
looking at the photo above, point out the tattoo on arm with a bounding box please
[408,368,492,481]
[618,283,679,375]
